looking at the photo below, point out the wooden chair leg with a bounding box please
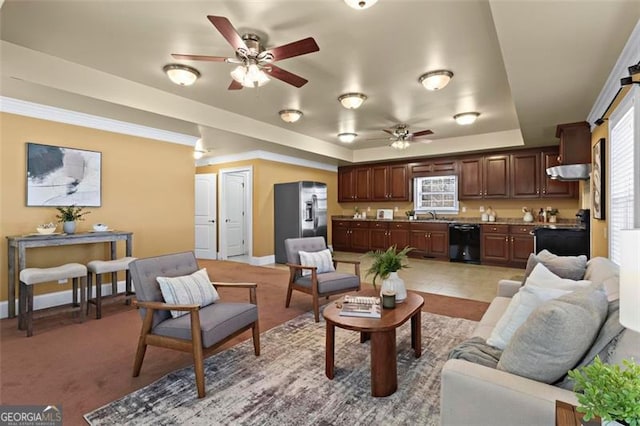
[189,310,205,398]
[96,274,103,319]
[252,321,261,356]
[72,277,78,307]
[111,271,118,296]
[285,281,293,307]
[78,277,86,323]
[133,309,154,377]
[26,285,34,337]
[86,272,93,315]
[18,281,26,330]
[125,270,132,305]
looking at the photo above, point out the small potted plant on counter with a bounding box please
[405,210,416,221]
[546,208,559,223]
[56,205,90,234]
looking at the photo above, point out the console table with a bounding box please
[6,231,133,318]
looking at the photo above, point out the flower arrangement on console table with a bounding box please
[568,355,640,426]
[56,205,90,234]
[364,245,413,303]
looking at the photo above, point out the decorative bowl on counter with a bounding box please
[93,223,109,232]
[36,223,57,234]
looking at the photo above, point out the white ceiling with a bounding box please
[1,1,639,166]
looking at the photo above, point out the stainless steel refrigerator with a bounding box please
[274,181,327,263]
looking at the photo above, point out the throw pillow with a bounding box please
[525,262,592,291]
[522,250,588,284]
[497,287,608,383]
[299,249,335,277]
[157,268,220,318]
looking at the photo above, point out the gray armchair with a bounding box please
[129,251,259,398]
[284,237,361,322]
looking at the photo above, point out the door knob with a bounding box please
[209,220,216,223]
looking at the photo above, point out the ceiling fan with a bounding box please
[379,124,434,149]
[172,15,319,90]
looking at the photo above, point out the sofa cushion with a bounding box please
[522,250,588,283]
[472,296,511,340]
[295,272,359,294]
[497,287,608,383]
[584,257,620,301]
[524,263,592,290]
[157,268,220,318]
[298,248,335,277]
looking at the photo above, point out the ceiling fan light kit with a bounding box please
[338,93,367,109]
[338,133,357,143]
[454,112,480,125]
[344,0,379,10]
[419,70,454,91]
[391,140,411,150]
[230,63,270,88]
[279,109,303,123]
[163,64,201,86]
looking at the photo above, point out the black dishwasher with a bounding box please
[449,224,481,264]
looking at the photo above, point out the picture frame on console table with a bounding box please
[26,142,102,207]
[592,138,605,220]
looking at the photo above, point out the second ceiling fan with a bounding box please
[380,124,434,149]
[172,15,320,90]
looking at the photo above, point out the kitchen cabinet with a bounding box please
[369,221,411,250]
[459,155,509,199]
[541,150,577,198]
[338,167,371,202]
[410,222,449,259]
[510,150,576,199]
[481,224,534,267]
[409,159,457,177]
[332,220,370,251]
[371,164,410,201]
[556,122,591,165]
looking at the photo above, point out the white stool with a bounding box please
[86,257,136,319]
[19,263,87,337]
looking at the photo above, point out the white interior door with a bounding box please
[224,173,246,257]
[195,173,217,259]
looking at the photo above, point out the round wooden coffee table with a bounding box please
[323,290,424,397]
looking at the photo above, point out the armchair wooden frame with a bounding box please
[132,282,260,399]
[285,259,361,322]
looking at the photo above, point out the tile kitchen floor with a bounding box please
[268,251,524,303]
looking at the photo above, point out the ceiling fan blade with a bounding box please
[171,54,228,62]
[266,64,308,88]
[382,129,396,136]
[228,80,243,90]
[207,15,247,51]
[267,37,320,62]
[412,129,434,138]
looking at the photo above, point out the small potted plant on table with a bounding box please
[56,205,90,234]
[365,245,413,303]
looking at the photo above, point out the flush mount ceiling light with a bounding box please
[338,133,357,143]
[391,140,410,150]
[344,0,379,9]
[163,64,201,86]
[193,138,208,159]
[454,112,480,125]
[419,70,454,91]
[230,62,270,88]
[338,93,367,109]
[279,109,303,123]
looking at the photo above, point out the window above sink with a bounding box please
[414,175,459,213]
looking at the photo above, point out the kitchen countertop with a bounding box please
[331,216,584,229]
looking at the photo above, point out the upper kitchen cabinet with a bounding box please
[409,159,457,177]
[338,167,371,202]
[556,121,591,165]
[510,149,576,198]
[371,164,410,201]
[459,155,509,199]
[541,149,577,198]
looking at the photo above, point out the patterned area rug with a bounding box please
[85,311,476,425]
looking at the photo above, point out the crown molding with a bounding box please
[197,150,338,173]
[0,96,199,146]
[587,19,640,129]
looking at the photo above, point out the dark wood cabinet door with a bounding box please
[371,166,389,201]
[481,233,509,263]
[484,155,510,198]
[388,164,409,200]
[557,121,591,165]
[369,229,388,250]
[354,167,371,200]
[338,168,355,202]
[541,150,577,198]
[409,230,429,255]
[459,157,483,199]
[511,152,540,198]
[428,230,449,258]
[388,229,410,249]
[350,227,370,251]
[332,223,350,250]
[510,234,534,267]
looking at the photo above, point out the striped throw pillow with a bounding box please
[299,249,335,277]
[157,268,220,318]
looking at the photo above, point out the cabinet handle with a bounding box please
[493,227,497,231]
[505,237,508,242]
[536,188,539,194]
[542,189,546,194]
[511,237,514,242]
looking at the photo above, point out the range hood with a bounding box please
[546,164,591,181]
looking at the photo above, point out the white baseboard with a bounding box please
[250,255,275,266]
[0,280,128,319]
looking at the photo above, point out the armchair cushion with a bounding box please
[157,268,220,318]
[153,302,258,348]
[299,249,335,276]
[295,272,360,294]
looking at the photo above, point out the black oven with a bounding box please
[533,209,590,258]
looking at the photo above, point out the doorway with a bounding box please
[219,166,253,263]
[194,173,217,259]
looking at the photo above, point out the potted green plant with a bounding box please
[546,208,559,223]
[56,205,90,234]
[364,245,413,302]
[405,210,416,220]
[568,356,640,426]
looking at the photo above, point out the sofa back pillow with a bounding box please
[497,287,608,383]
[522,250,588,284]
[525,262,592,290]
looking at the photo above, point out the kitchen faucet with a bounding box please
[427,211,437,220]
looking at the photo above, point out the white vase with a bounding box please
[63,221,76,234]
[380,272,407,303]
[602,420,625,426]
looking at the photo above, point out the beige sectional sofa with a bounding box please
[440,257,639,426]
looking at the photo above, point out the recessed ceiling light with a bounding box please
[338,133,357,143]
[279,109,303,123]
[163,64,201,86]
[338,93,367,109]
[454,112,480,125]
[344,0,378,10]
[419,70,454,91]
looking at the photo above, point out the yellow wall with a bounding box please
[197,159,340,257]
[0,113,195,302]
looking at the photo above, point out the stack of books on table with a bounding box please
[339,295,381,318]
